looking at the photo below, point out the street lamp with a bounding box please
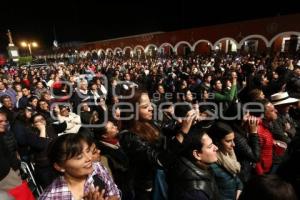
[20,41,38,55]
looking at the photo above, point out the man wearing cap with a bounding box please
[269,92,299,173]
[270,92,299,143]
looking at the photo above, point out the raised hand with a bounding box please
[181,109,197,135]
[248,115,259,134]
[84,187,107,200]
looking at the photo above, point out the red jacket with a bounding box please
[255,119,274,175]
[22,79,30,88]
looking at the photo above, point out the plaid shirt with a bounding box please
[39,162,120,200]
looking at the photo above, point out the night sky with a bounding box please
[1,1,300,53]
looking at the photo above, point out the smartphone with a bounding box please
[93,175,106,191]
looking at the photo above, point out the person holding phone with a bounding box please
[39,134,120,200]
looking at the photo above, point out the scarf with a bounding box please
[217,150,241,175]
[102,138,119,146]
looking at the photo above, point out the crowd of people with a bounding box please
[0,50,300,200]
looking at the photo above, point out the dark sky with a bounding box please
[1,1,300,53]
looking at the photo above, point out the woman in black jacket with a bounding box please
[168,128,219,200]
[119,90,196,200]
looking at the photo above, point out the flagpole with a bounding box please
[53,24,58,49]
[53,24,57,41]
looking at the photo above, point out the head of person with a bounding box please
[31,113,47,128]
[182,128,218,168]
[181,80,188,89]
[261,99,278,122]
[111,96,119,105]
[211,78,223,92]
[18,106,34,122]
[293,66,300,77]
[14,76,21,83]
[0,81,7,91]
[48,134,94,179]
[38,100,49,111]
[197,88,208,101]
[231,71,238,79]
[79,79,88,91]
[93,121,119,141]
[203,74,212,84]
[156,84,165,94]
[28,96,39,108]
[13,83,22,92]
[224,77,232,88]
[120,89,157,141]
[271,92,299,114]
[208,121,235,154]
[79,133,101,162]
[81,101,91,112]
[185,90,194,103]
[248,89,265,101]
[41,91,52,102]
[36,81,44,89]
[0,112,8,134]
[22,87,31,97]
[239,174,297,200]
[121,89,153,125]
[0,95,13,110]
[249,99,277,121]
[59,104,71,117]
[124,73,131,81]
[89,81,98,91]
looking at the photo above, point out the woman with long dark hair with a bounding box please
[119,90,196,200]
[39,133,120,200]
[208,121,243,200]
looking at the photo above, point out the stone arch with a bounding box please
[133,45,145,53]
[269,31,300,47]
[174,41,192,54]
[123,46,133,55]
[97,49,105,56]
[213,37,239,52]
[158,43,174,53]
[239,34,269,48]
[79,51,85,58]
[145,44,158,52]
[113,47,123,55]
[84,50,91,57]
[192,39,213,51]
[105,48,114,55]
